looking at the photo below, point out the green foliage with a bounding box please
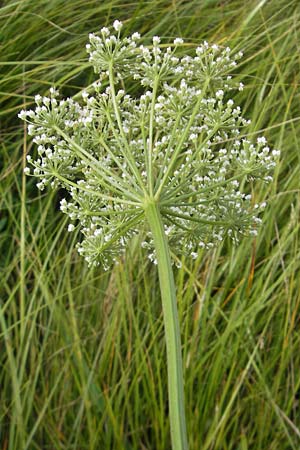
[1,1,300,449]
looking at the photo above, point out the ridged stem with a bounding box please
[145,199,188,450]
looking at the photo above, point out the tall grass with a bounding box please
[1,0,300,449]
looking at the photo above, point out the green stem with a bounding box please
[145,200,188,450]
[148,76,159,196]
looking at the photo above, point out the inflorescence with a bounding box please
[19,20,280,269]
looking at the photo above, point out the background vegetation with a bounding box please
[1,0,300,449]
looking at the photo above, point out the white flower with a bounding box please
[100,27,110,36]
[92,81,101,89]
[34,94,42,103]
[42,96,50,106]
[174,38,183,45]
[50,87,58,95]
[153,36,161,44]
[68,224,75,232]
[36,182,45,191]
[60,199,67,212]
[18,110,27,120]
[113,20,122,32]
[272,150,280,157]
[131,32,140,40]
[27,124,35,135]
[249,229,258,236]
[216,89,224,99]
[257,136,267,145]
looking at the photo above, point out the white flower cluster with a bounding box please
[19,21,280,269]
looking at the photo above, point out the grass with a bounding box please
[1,0,300,449]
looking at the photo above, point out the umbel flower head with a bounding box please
[19,20,280,269]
